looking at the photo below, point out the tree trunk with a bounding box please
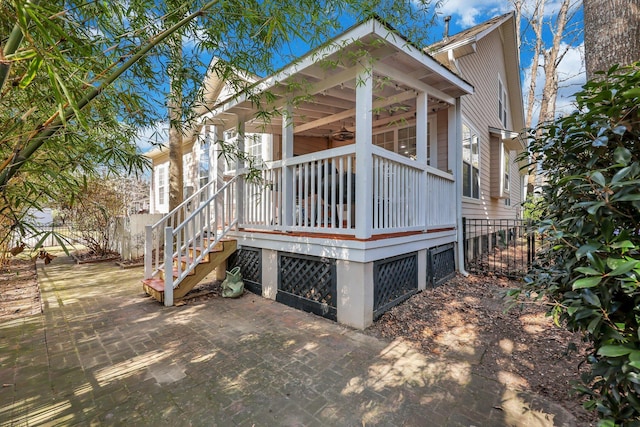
[538,0,570,124]
[168,32,183,214]
[584,0,640,79]
[524,0,545,129]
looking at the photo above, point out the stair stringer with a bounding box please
[142,239,237,303]
[172,239,237,300]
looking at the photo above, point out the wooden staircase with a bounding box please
[142,238,237,303]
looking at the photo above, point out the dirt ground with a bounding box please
[0,257,42,322]
[366,273,598,425]
[0,257,597,424]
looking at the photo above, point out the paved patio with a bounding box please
[0,257,577,426]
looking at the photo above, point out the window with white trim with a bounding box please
[223,130,270,175]
[462,123,480,199]
[157,164,167,206]
[503,145,510,192]
[199,131,210,190]
[373,118,437,164]
[498,78,508,127]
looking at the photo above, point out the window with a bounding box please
[398,126,416,158]
[462,124,480,199]
[223,129,237,173]
[503,146,510,192]
[373,118,436,164]
[245,134,264,159]
[199,132,210,189]
[373,129,395,152]
[498,78,508,127]
[157,164,166,206]
[223,130,269,175]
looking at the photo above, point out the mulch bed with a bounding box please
[365,273,598,425]
[0,258,41,322]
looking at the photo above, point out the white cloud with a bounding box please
[437,0,582,26]
[438,0,507,26]
[134,121,169,153]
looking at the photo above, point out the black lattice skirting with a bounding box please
[228,247,262,295]
[373,252,418,318]
[277,253,337,321]
[428,243,456,287]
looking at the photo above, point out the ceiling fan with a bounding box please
[331,125,354,141]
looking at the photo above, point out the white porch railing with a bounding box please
[425,167,456,229]
[239,145,456,236]
[144,176,238,306]
[240,145,357,234]
[372,147,423,232]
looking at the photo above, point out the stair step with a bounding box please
[142,278,165,292]
[174,255,210,265]
[163,267,196,280]
[143,238,237,304]
[142,278,165,303]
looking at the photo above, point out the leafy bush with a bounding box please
[522,62,640,425]
[61,177,126,257]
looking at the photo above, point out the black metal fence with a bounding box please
[463,218,542,278]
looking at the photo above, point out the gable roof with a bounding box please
[429,12,514,56]
[201,17,474,136]
[429,12,525,135]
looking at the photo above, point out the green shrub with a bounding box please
[522,62,640,426]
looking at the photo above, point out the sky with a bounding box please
[135,0,586,152]
[434,0,585,121]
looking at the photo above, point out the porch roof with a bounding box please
[201,18,473,137]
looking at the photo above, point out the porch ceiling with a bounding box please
[204,21,472,138]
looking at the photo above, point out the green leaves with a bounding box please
[573,276,602,289]
[597,345,634,357]
[523,61,640,425]
[613,146,631,165]
[18,56,42,89]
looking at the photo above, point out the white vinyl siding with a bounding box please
[456,29,522,219]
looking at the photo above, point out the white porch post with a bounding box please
[281,104,294,227]
[355,66,373,239]
[415,91,428,228]
[236,120,245,227]
[450,98,467,273]
[214,125,224,220]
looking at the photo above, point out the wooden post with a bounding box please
[164,226,174,307]
[236,120,245,227]
[355,66,373,239]
[281,103,294,227]
[214,125,224,234]
[144,225,153,279]
[416,91,428,228]
[451,98,466,273]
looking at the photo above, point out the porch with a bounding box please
[145,18,473,328]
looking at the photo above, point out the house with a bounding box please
[428,13,526,270]
[144,13,525,329]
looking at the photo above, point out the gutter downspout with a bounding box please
[454,97,469,277]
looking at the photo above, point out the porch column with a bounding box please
[237,120,245,227]
[281,104,294,227]
[450,98,466,273]
[354,66,373,239]
[214,125,224,200]
[213,124,226,248]
[415,91,428,229]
